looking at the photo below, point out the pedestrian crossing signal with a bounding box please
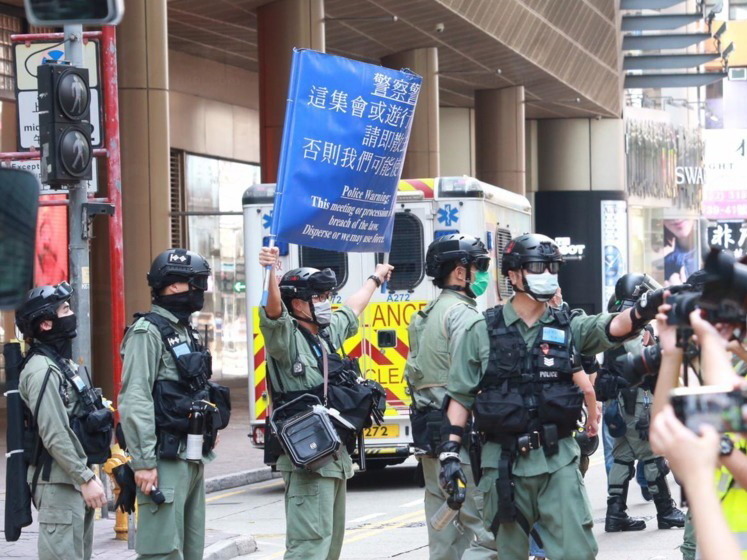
[37,63,93,187]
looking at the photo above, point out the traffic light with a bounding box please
[38,62,93,187]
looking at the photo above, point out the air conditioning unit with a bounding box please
[729,67,747,81]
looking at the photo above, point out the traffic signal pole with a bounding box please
[64,24,92,373]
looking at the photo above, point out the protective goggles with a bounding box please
[472,255,491,272]
[188,275,209,291]
[522,261,561,274]
[54,281,73,298]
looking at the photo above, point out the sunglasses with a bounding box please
[522,261,561,274]
[473,256,491,272]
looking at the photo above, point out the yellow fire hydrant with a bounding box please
[102,443,132,541]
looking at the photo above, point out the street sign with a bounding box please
[6,159,98,195]
[14,41,102,150]
[233,281,246,294]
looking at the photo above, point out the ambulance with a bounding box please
[242,176,532,468]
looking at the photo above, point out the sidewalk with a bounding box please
[0,378,269,559]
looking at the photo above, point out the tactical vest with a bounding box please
[135,313,231,460]
[473,305,583,439]
[21,344,114,483]
[406,292,470,392]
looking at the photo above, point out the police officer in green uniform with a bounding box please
[120,248,226,560]
[258,246,392,560]
[439,234,662,560]
[405,234,496,560]
[599,274,685,532]
[16,283,108,560]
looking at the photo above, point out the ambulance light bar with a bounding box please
[438,176,485,199]
[396,190,425,202]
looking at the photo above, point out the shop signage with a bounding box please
[707,221,747,259]
[268,49,422,253]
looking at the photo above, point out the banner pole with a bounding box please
[260,235,276,307]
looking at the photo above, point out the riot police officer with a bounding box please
[16,283,109,560]
[119,248,229,560]
[440,234,662,560]
[405,234,496,560]
[599,273,685,532]
[258,246,392,560]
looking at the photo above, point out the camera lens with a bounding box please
[619,344,662,388]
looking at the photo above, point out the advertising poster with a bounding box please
[661,218,698,285]
[601,200,627,311]
[34,194,68,286]
[707,220,747,258]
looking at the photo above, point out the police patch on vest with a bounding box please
[542,327,566,344]
[543,356,555,367]
[540,370,559,379]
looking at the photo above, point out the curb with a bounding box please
[203,536,257,560]
[205,466,281,494]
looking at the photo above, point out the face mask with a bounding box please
[37,314,77,359]
[469,270,490,297]
[156,289,205,323]
[312,300,332,326]
[523,271,559,302]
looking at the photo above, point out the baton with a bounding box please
[260,236,276,307]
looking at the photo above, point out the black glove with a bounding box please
[633,288,665,325]
[113,463,137,514]
[438,441,467,506]
[594,373,629,402]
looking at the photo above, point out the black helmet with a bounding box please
[501,233,563,275]
[147,248,211,292]
[575,430,599,457]
[15,282,73,338]
[279,267,338,302]
[612,273,661,312]
[425,234,489,280]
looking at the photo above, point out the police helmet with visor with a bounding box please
[425,234,490,282]
[501,233,563,275]
[147,248,211,294]
[15,282,73,338]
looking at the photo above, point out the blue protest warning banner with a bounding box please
[270,49,422,253]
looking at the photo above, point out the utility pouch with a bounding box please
[153,380,195,435]
[410,406,443,457]
[542,424,559,457]
[537,384,584,435]
[473,387,529,436]
[208,382,231,430]
[158,431,182,460]
[469,429,482,484]
[71,407,114,465]
[263,416,283,466]
[270,394,341,471]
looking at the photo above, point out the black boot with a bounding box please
[655,497,686,529]
[605,497,646,532]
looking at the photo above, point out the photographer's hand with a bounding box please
[650,406,739,560]
[652,296,682,419]
[690,310,740,387]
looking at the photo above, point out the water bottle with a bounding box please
[430,479,466,531]
[185,403,205,461]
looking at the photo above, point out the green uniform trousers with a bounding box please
[33,483,94,560]
[608,401,663,499]
[282,469,347,560]
[135,459,205,560]
[478,461,597,560]
[422,454,497,560]
[681,509,697,560]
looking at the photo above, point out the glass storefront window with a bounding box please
[184,154,260,380]
[629,207,702,287]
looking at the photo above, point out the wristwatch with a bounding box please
[720,434,735,457]
[368,274,382,287]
